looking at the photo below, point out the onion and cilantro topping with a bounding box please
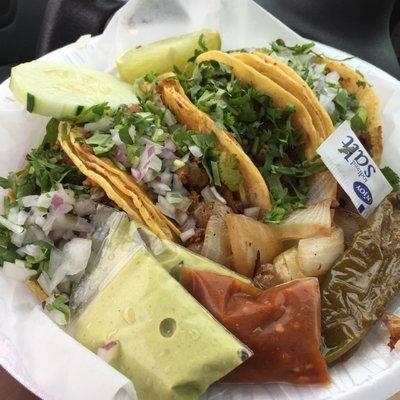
[70,75,243,240]
[0,130,102,324]
[261,40,367,131]
[178,60,326,222]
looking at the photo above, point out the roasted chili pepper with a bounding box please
[321,194,400,363]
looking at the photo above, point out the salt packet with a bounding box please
[317,122,392,217]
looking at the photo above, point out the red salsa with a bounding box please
[180,268,329,384]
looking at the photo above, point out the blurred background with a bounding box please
[1,0,400,399]
[1,0,400,83]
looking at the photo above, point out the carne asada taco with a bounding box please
[254,40,382,163]
[58,75,271,259]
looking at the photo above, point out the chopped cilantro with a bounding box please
[0,227,22,265]
[118,126,134,145]
[85,132,116,156]
[338,146,357,155]
[356,80,367,88]
[47,293,71,323]
[42,118,60,148]
[381,166,400,193]
[0,144,88,201]
[188,33,208,63]
[350,106,367,132]
[179,59,323,220]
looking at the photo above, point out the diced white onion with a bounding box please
[172,174,188,196]
[7,207,19,224]
[17,244,43,259]
[210,186,227,204]
[47,308,68,326]
[49,238,92,290]
[97,341,120,363]
[38,272,53,295]
[2,260,36,282]
[325,71,340,84]
[149,181,171,195]
[11,230,26,247]
[110,128,123,146]
[201,186,216,204]
[181,216,196,231]
[74,199,96,216]
[175,197,192,212]
[149,155,162,172]
[51,214,92,233]
[21,195,40,208]
[37,193,52,209]
[156,195,176,219]
[188,145,202,158]
[163,109,177,127]
[164,137,176,152]
[128,126,136,142]
[166,192,183,204]
[176,212,189,226]
[244,207,260,219]
[131,168,140,181]
[16,210,29,225]
[0,215,24,234]
[181,153,190,163]
[159,171,173,186]
[180,228,196,242]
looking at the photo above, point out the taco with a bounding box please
[58,76,272,266]
[252,40,382,164]
[176,50,330,225]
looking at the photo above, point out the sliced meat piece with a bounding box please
[176,162,209,190]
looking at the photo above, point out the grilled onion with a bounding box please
[307,171,338,206]
[297,226,344,276]
[201,204,232,267]
[274,199,332,240]
[225,214,283,277]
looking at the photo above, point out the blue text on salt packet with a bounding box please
[317,122,392,217]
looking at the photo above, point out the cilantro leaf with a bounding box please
[188,33,208,63]
[85,133,116,156]
[47,293,71,323]
[42,118,60,148]
[381,166,400,193]
[350,106,367,132]
[0,227,22,265]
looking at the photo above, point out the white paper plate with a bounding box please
[1,1,400,399]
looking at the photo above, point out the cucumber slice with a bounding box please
[10,61,138,119]
[117,29,221,83]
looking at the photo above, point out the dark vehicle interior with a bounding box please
[1,0,400,83]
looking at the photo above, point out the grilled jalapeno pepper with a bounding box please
[321,194,400,363]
